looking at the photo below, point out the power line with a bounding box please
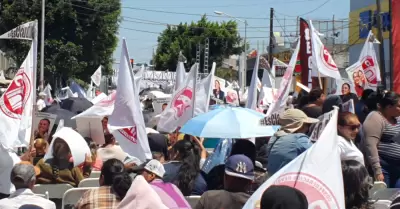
[275,0,331,17]
[116,0,323,9]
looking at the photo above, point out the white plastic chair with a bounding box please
[89,171,101,178]
[372,200,392,209]
[33,184,74,199]
[185,196,201,208]
[78,178,100,188]
[62,187,93,209]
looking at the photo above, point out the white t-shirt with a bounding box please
[338,136,364,165]
[0,148,20,194]
[36,99,46,111]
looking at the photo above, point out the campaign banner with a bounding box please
[342,99,355,114]
[0,21,36,40]
[33,112,57,140]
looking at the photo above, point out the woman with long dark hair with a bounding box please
[163,137,207,195]
[341,83,359,103]
[362,91,400,188]
[342,160,372,209]
[76,159,132,208]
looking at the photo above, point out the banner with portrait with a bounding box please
[212,76,226,101]
[33,112,57,140]
[334,78,357,96]
[345,61,377,97]
[224,87,239,106]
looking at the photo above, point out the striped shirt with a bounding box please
[363,111,400,175]
[377,116,400,162]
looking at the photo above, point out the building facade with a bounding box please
[349,0,391,85]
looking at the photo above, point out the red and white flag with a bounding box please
[0,42,34,149]
[157,63,198,132]
[43,84,53,106]
[157,62,215,133]
[108,39,152,161]
[310,20,341,80]
[72,91,116,119]
[358,30,381,89]
[91,65,102,87]
[244,108,345,209]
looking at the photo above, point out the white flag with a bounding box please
[266,40,300,116]
[175,62,187,91]
[73,91,116,119]
[0,21,36,40]
[194,62,215,115]
[246,55,260,110]
[91,65,102,87]
[0,42,34,148]
[244,108,345,209]
[90,92,108,105]
[157,63,198,132]
[134,65,145,91]
[108,39,151,161]
[43,84,53,106]
[358,30,381,89]
[258,58,286,106]
[310,20,341,80]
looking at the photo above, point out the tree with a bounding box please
[153,16,243,72]
[0,0,121,87]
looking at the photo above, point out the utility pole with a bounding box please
[40,0,45,91]
[269,8,274,68]
[376,0,387,88]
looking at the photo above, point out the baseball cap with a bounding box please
[11,163,37,187]
[225,154,254,181]
[278,109,319,133]
[144,159,165,178]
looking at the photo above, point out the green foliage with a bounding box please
[0,0,121,86]
[154,16,243,72]
[215,67,238,82]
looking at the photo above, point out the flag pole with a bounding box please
[39,0,45,91]
[191,63,198,118]
[29,21,39,163]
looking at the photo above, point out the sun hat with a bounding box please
[278,109,319,134]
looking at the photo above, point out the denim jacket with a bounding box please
[266,133,312,175]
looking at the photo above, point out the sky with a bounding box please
[114,0,350,64]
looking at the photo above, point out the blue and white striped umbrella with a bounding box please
[180,107,280,138]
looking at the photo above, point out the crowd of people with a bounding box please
[0,86,398,209]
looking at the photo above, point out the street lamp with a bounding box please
[214,11,248,90]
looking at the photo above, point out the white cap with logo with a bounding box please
[144,159,165,178]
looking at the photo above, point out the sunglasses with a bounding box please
[344,124,360,130]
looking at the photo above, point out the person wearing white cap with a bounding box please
[140,160,191,208]
[266,108,319,175]
[36,92,47,111]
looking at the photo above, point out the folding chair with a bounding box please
[78,178,100,188]
[62,187,94,209]
[33,184,73,199]
[185,196,201,208]
[89,171,101,178]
